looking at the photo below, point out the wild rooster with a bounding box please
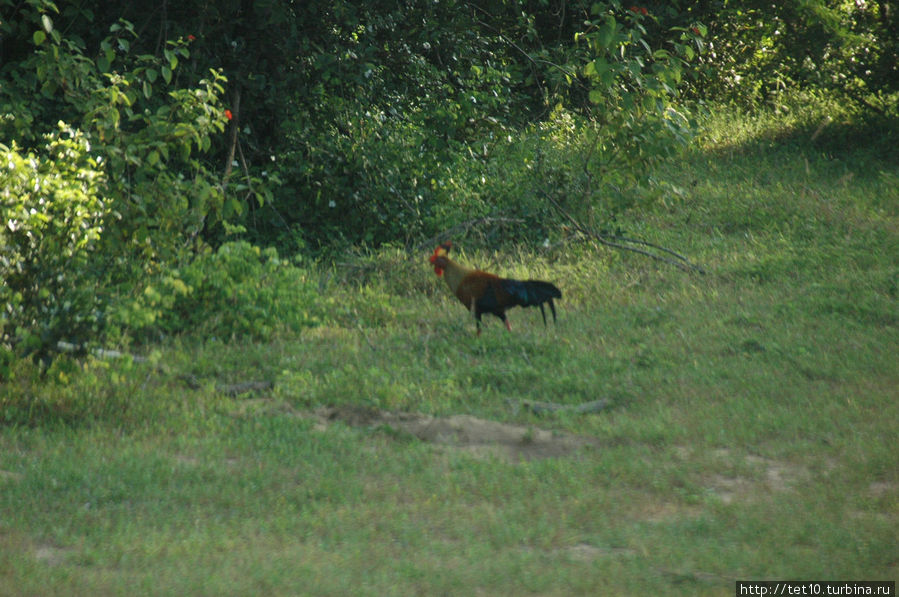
[428,242,561,335]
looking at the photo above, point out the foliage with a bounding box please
[243,0,538,251]
[2,0,709,255]
[154,241,323,340]
[674,0,899,112]
[574,4,701,144]
[21,15,229,264]
[263,2,706,251]
[0,127,107,368]
[0,2,235,368]
[0,0,708,370]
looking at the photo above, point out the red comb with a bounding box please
[430,242,450,276]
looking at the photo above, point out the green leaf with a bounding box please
[600,68,616,87]
[41,14,53,33]
[586,58,610,82]
[33,30,46,45]
[598,17,616,49]
[161,66,172,84]
[164,49,179,70]
[146,68,158,83]
[224,197,243,218]
[142,80,152,99]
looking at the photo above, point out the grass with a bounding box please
[1,100,897,595]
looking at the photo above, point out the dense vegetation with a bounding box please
[2,0,896,367]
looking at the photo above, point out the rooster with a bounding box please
[429,242,561,335]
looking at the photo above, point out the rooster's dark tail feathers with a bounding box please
[501,279,562,325]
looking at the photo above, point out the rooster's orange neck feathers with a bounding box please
[429,242,476,293]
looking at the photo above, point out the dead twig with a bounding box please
[56,341,148,363]
[179,374,274,397]
[543,192,706,274]
[217,380,274,397]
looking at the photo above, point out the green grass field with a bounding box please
[1,103,897,596]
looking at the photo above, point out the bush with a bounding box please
[152,242,323,340]
[0,125,108,366]
[1,8,231,368]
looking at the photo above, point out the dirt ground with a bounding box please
[235,399,890,510]
[312,404,602,462]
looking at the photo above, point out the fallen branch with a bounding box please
[179,374,274,397]
[542,192,706,274]
[217,380,274,397]
[56,341,148,363]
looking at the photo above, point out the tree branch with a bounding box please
[543,192,706,274]
[223,87,241,182]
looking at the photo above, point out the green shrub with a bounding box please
[415,104,693,247]
[0,125,108,365]
[1,8,231,367]
[153,241,323,340]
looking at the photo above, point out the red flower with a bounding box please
[224,109,233,121]
[629,6,648,15]
[187,34,196,42]
[691,26,701,35]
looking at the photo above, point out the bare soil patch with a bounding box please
[703,449,813,504]
[314,404,601,462]
[33,543,75,567]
